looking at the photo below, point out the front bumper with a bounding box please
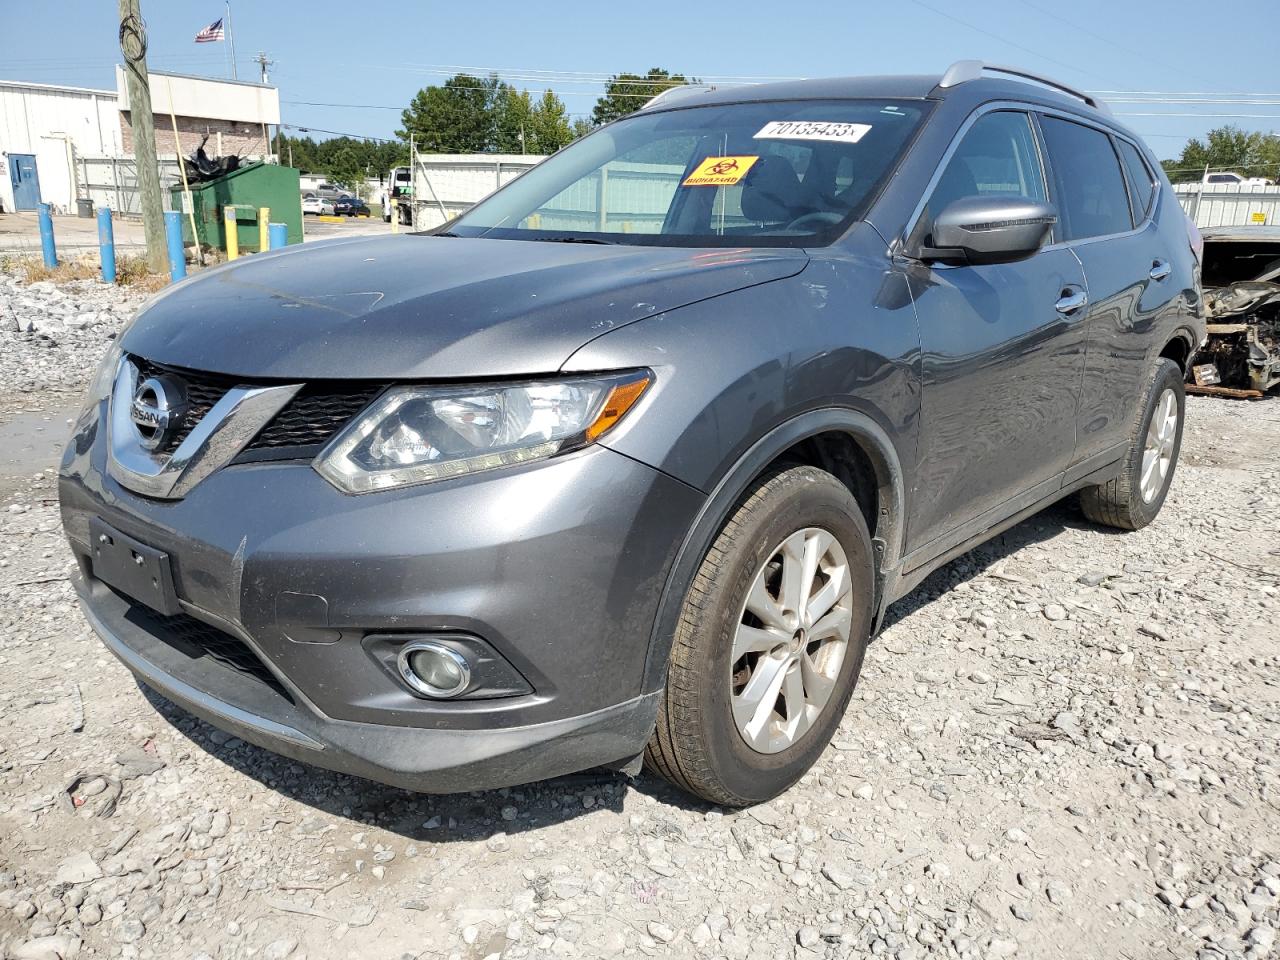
[76,573,660,791]
[60,404,703,791]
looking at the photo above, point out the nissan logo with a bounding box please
[130,375,188,452]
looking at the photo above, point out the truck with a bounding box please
[381,166,413,225]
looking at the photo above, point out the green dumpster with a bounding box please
[170,161,303,252]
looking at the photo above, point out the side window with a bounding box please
[927,111,1047,227]
[1039,116,1133,240]
[1116,138,1157,225]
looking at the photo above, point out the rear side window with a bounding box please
[927,111,1047,224]
[1116,138,1157,224]
[1039,116,1133,240]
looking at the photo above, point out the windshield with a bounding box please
[447,98,928,247]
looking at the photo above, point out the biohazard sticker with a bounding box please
[754,121,872,144]
[683,155,759,186]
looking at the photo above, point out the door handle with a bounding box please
[1055,287,1088,314]
[1149,259,1172,281]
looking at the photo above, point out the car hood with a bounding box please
[122,235,808,379]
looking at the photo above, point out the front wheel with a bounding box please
[645,465,874,806]
[1079,358,1185,530]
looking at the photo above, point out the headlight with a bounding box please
[315,370,651,494]
[88,343,124,404]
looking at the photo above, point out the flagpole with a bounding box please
[226,2,237,80]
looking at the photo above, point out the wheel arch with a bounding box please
[640,407,907,694]
[1158,327,1197,373]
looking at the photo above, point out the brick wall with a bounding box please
[119,112,270,158]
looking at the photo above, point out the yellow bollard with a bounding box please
[390,201,399,234]
[259,207,270,252]
[223,206,239,260]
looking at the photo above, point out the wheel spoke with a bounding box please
[732,624,783,660]
[733,654,788,745]
[808,605,852,642]
[781,662,813,740]
[805,562,849,627]
[797,529,829,614]
[744,576,787,631]
[800,648,839,708]
[777,531,808,615]
[1141,447,1159,488]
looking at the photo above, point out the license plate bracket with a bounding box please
[89,518,181,616]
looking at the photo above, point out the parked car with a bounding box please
[1203,171,1274,187]
[301,195,335,216]
[61,61,1203,806]
[334,195,370,217]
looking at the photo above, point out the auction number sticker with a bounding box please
[754,121,872,143]
[683,155,759,186]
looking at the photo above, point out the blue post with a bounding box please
[268,223,287,250]
[164,210,186,282]
[37,203,57,268]
[97,207,116,284]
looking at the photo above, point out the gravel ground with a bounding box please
[0,273,144,416]
[1,271,1279,960]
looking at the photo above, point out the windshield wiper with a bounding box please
[530,235,614,245]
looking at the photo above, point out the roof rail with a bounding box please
[935,60,1110,115]
[642,83,721,110]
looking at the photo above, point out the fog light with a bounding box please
[396,641,472,698]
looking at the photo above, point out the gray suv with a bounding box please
[60,61,1203,806]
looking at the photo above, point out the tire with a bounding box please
[1079,358,1185,530]
[645,465,875,806]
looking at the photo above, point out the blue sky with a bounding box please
[5,0,1277,165]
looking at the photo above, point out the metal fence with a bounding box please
[1173,182,1280,229]
[76,153,265,217]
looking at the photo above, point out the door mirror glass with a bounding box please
[922,195,1057,265]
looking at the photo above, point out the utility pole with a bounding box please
[253,51,273,85]
[118,0,166,273]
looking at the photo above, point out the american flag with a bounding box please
[194,18,224,42]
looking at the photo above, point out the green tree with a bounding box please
[528,90,573,153]
[591,67,693,125]
[571,118,595,140]
[325,143,368,192]
[494,86,534,153]
[278,134,408,196]
[1161,125,1280,183]
[398,73,509,153]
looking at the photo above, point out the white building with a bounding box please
[0,79,121,214]
[0,71,279,215]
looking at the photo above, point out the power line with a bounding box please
[1117,112,1280,120]
[279,122,397,143]
[1018,0,1221,90]
[901,0,1120,86]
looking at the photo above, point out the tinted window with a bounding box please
[1039,116,1132,240]
[928,111,1046,228]
[1116,138,1156,224]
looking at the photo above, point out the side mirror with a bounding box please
[918,196,1057,266]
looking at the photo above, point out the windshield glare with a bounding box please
[447,99,927,247]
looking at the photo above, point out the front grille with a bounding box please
[125,601,293,700]
[247,384,384,450]
[127,356,380,458]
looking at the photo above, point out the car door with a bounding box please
[1036,114,1185,470]
[904,109,1089,557]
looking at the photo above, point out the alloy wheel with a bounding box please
[1140,387,1178,503]
[730,527,853,754]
